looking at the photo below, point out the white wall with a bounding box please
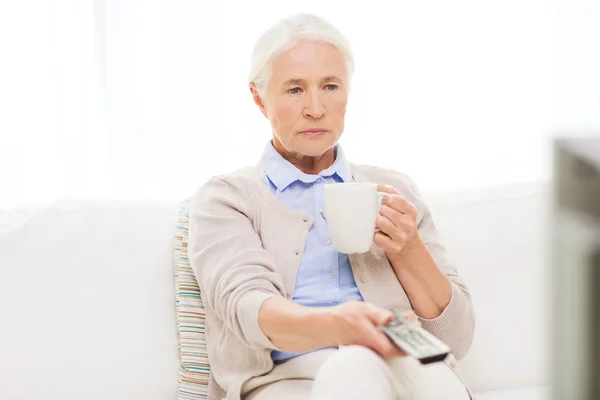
[0,0,598,208]
[552,0,600,129]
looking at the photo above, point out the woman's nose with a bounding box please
[303,91,325,118]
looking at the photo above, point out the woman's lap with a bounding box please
[385,353,470,400]
[245,379,313,400]
[241,348,337,399]
[242,346,470,400]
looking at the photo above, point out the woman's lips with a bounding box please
[299,129,327,137]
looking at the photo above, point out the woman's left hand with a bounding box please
[374,184,420,257]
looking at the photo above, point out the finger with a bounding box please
[386,341,408,358]
[376,212,401,236]
[377,184,400,195]
[402,310,423,328]
[378,205,408,230]
[363,303,394,326]
[364,322,403,358]
[373,231,399,252]
[376,330,407,358]
[396,214,417,232]
[376,214,408,247]
[383,195,417,218]
[380,337,407,359]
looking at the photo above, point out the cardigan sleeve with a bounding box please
[408,177,476,360]
[188,176,285,350]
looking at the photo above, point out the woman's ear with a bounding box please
[249,83,268,118]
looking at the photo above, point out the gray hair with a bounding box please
[248,13,355,96]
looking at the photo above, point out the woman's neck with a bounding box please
[272,140,336,175]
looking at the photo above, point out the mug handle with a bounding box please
[374,191,387,233]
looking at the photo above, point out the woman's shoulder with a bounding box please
[191,165,263,205]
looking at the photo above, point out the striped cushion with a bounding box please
[174,197,210,399]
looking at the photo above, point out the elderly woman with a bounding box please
[189,13,475,400]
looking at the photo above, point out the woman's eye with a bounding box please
[325,84,338,91]
[288,87,301,94]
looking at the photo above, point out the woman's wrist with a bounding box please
[258,297,336,352]
[302,306,339,348]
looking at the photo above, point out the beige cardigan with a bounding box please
[188,162,475,400]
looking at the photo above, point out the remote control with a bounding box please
[379,313,451,364]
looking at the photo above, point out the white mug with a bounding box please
[324,182,386,254]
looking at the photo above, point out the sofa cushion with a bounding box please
[174,197,210,399]
[0,200,180,400]
[423,182,551,393]
[0,180,550,399]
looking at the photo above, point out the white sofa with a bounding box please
[0,181,550,399]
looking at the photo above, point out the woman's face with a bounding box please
[252,40,349,158]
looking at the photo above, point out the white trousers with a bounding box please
[244,346,471,400]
